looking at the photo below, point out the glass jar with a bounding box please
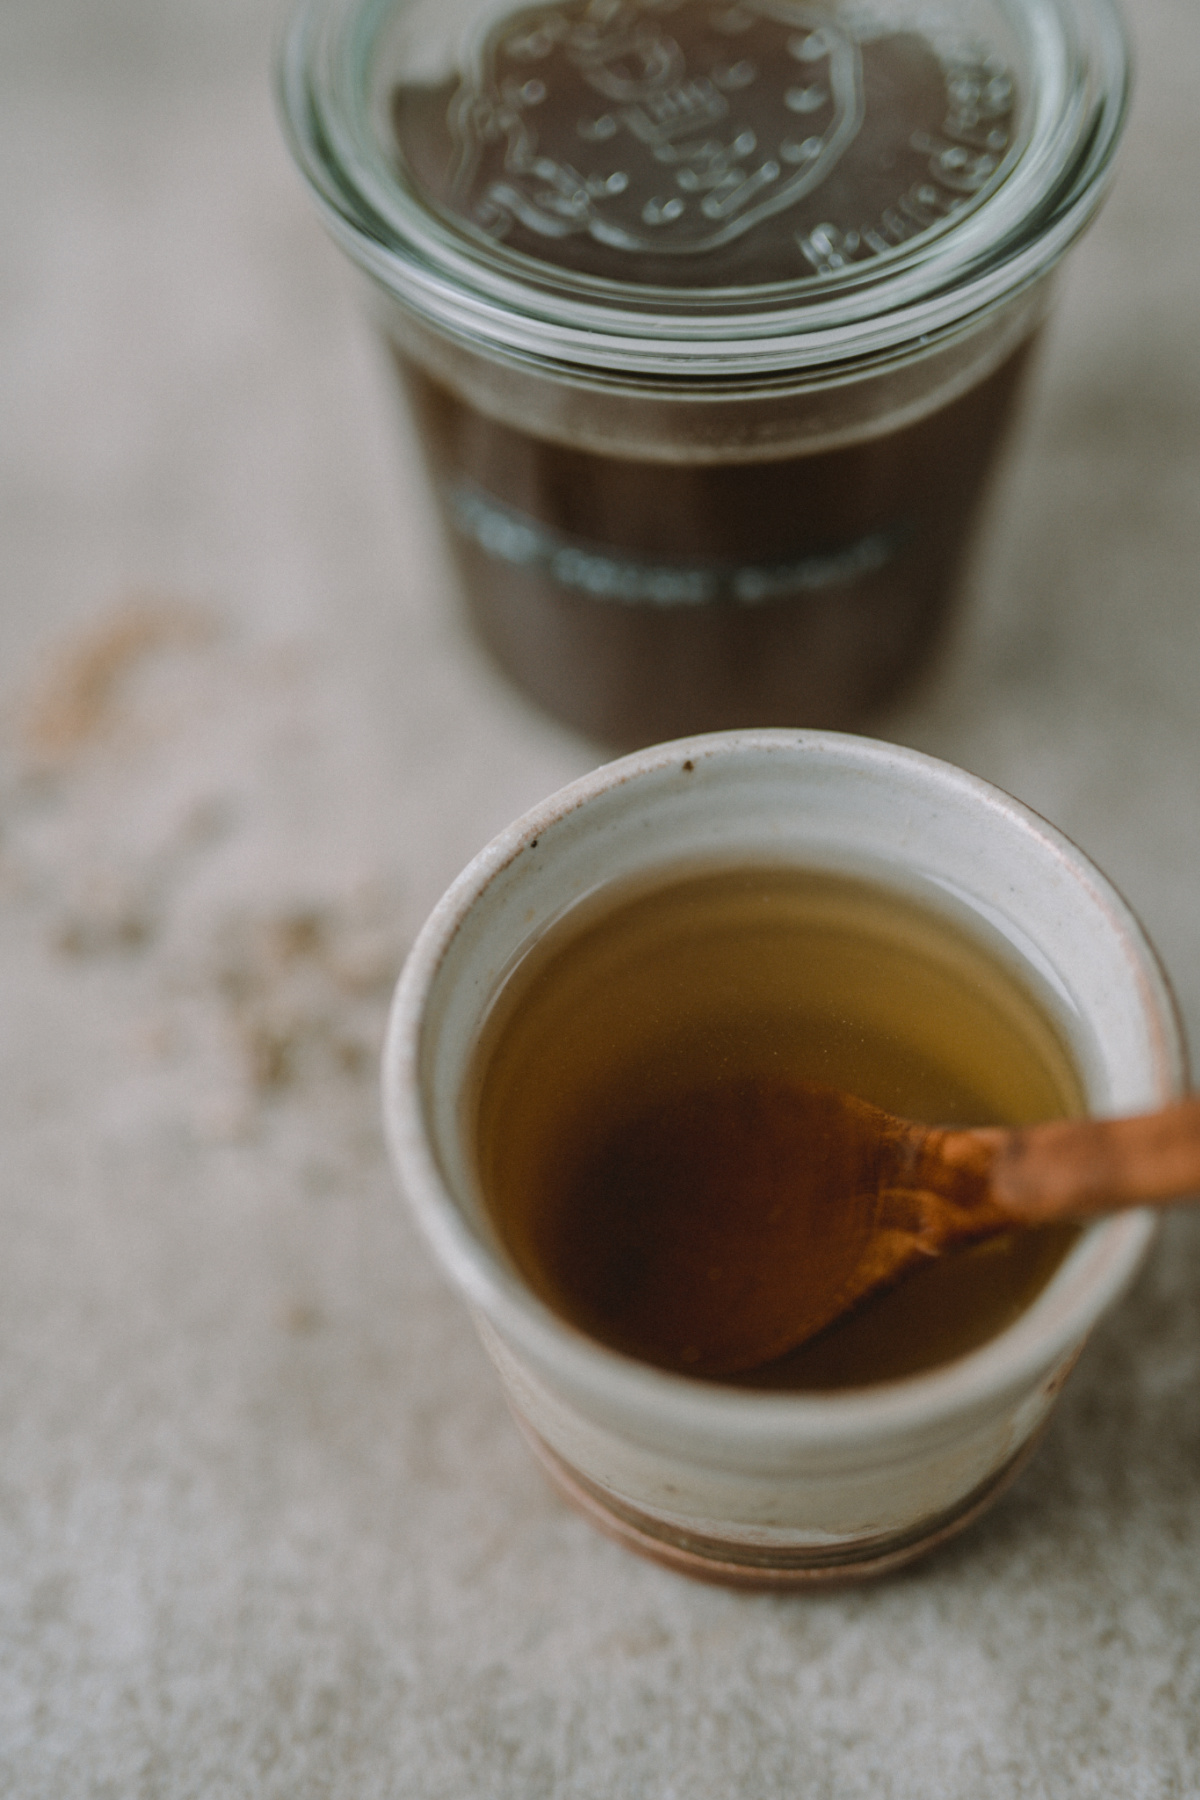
[279,0,1129,747]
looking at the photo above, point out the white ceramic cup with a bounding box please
[383,731,1185,1585]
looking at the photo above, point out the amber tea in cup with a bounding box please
[384,732,1179,1582]
[470,861,1082,1387]
[281,0,1130,746]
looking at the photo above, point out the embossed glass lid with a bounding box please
[279,0,1129,376]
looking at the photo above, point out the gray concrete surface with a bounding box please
[1,1,1198,1792]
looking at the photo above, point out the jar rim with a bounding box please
[278,0,1130,380]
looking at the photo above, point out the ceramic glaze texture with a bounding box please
[383,732,1183,1580]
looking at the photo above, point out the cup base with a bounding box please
[511,1405,1052,1588]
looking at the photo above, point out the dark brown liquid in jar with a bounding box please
[390,2,1031,745]
[470,865,1081,1389]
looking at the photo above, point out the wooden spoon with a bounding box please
[589,1079,1200,1380]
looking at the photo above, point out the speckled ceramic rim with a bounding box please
[383,730,1180,1562]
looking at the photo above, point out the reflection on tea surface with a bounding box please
[471,864,1081,1385]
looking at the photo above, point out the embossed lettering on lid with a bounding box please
[280,0,1129,374]
[393,0,1019,287]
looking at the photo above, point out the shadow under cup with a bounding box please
[383,732,1184,1585]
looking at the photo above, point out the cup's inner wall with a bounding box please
[405,736,1176,1412]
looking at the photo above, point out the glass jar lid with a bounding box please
[279,0,1129,379]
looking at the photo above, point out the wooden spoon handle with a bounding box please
[951,1095,1200,1227]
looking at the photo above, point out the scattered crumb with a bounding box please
[20,598,215,764]
[53,869,158,957]
[210,894,407,1102]
[282,1302,323,1336]
[9,604,411,1137]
